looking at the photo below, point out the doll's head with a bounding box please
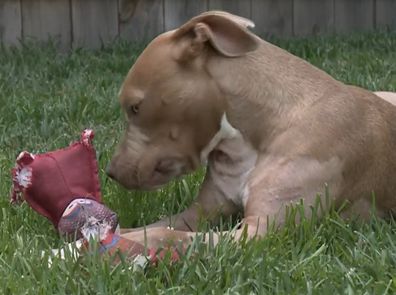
[57,198,118,239]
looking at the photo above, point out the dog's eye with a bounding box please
[130,104,139,115]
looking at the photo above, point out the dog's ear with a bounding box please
[173,11,259,60]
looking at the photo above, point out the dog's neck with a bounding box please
[206,39,343,150]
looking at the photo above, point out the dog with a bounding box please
[106,11,396,249]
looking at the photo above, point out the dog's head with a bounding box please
[107,11,259,190]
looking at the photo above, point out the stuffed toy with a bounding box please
[10,130,180,265]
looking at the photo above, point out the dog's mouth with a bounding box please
[138,158,186,190]
[108,157,188,191]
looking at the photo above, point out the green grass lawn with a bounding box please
[0,31,396,294]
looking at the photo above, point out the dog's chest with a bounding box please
[202,114,258,208]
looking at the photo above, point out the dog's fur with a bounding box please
[107,11,396,248]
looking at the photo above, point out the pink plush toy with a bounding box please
[10,130,180,264]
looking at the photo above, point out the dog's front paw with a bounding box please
[121,227,189,249]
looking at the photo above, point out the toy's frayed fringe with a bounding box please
[10,151,35,203]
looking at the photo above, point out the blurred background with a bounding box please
[1,0,395,51]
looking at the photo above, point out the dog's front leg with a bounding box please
[120,166,240,234]
[243,154,345,230]
[129,149,345,250]
[121,227,192,249]
[121,215,267,249]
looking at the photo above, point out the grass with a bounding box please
[0,31,396,294]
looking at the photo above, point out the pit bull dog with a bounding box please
[107,11,396,248]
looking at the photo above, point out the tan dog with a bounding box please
[107,11,396,248]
